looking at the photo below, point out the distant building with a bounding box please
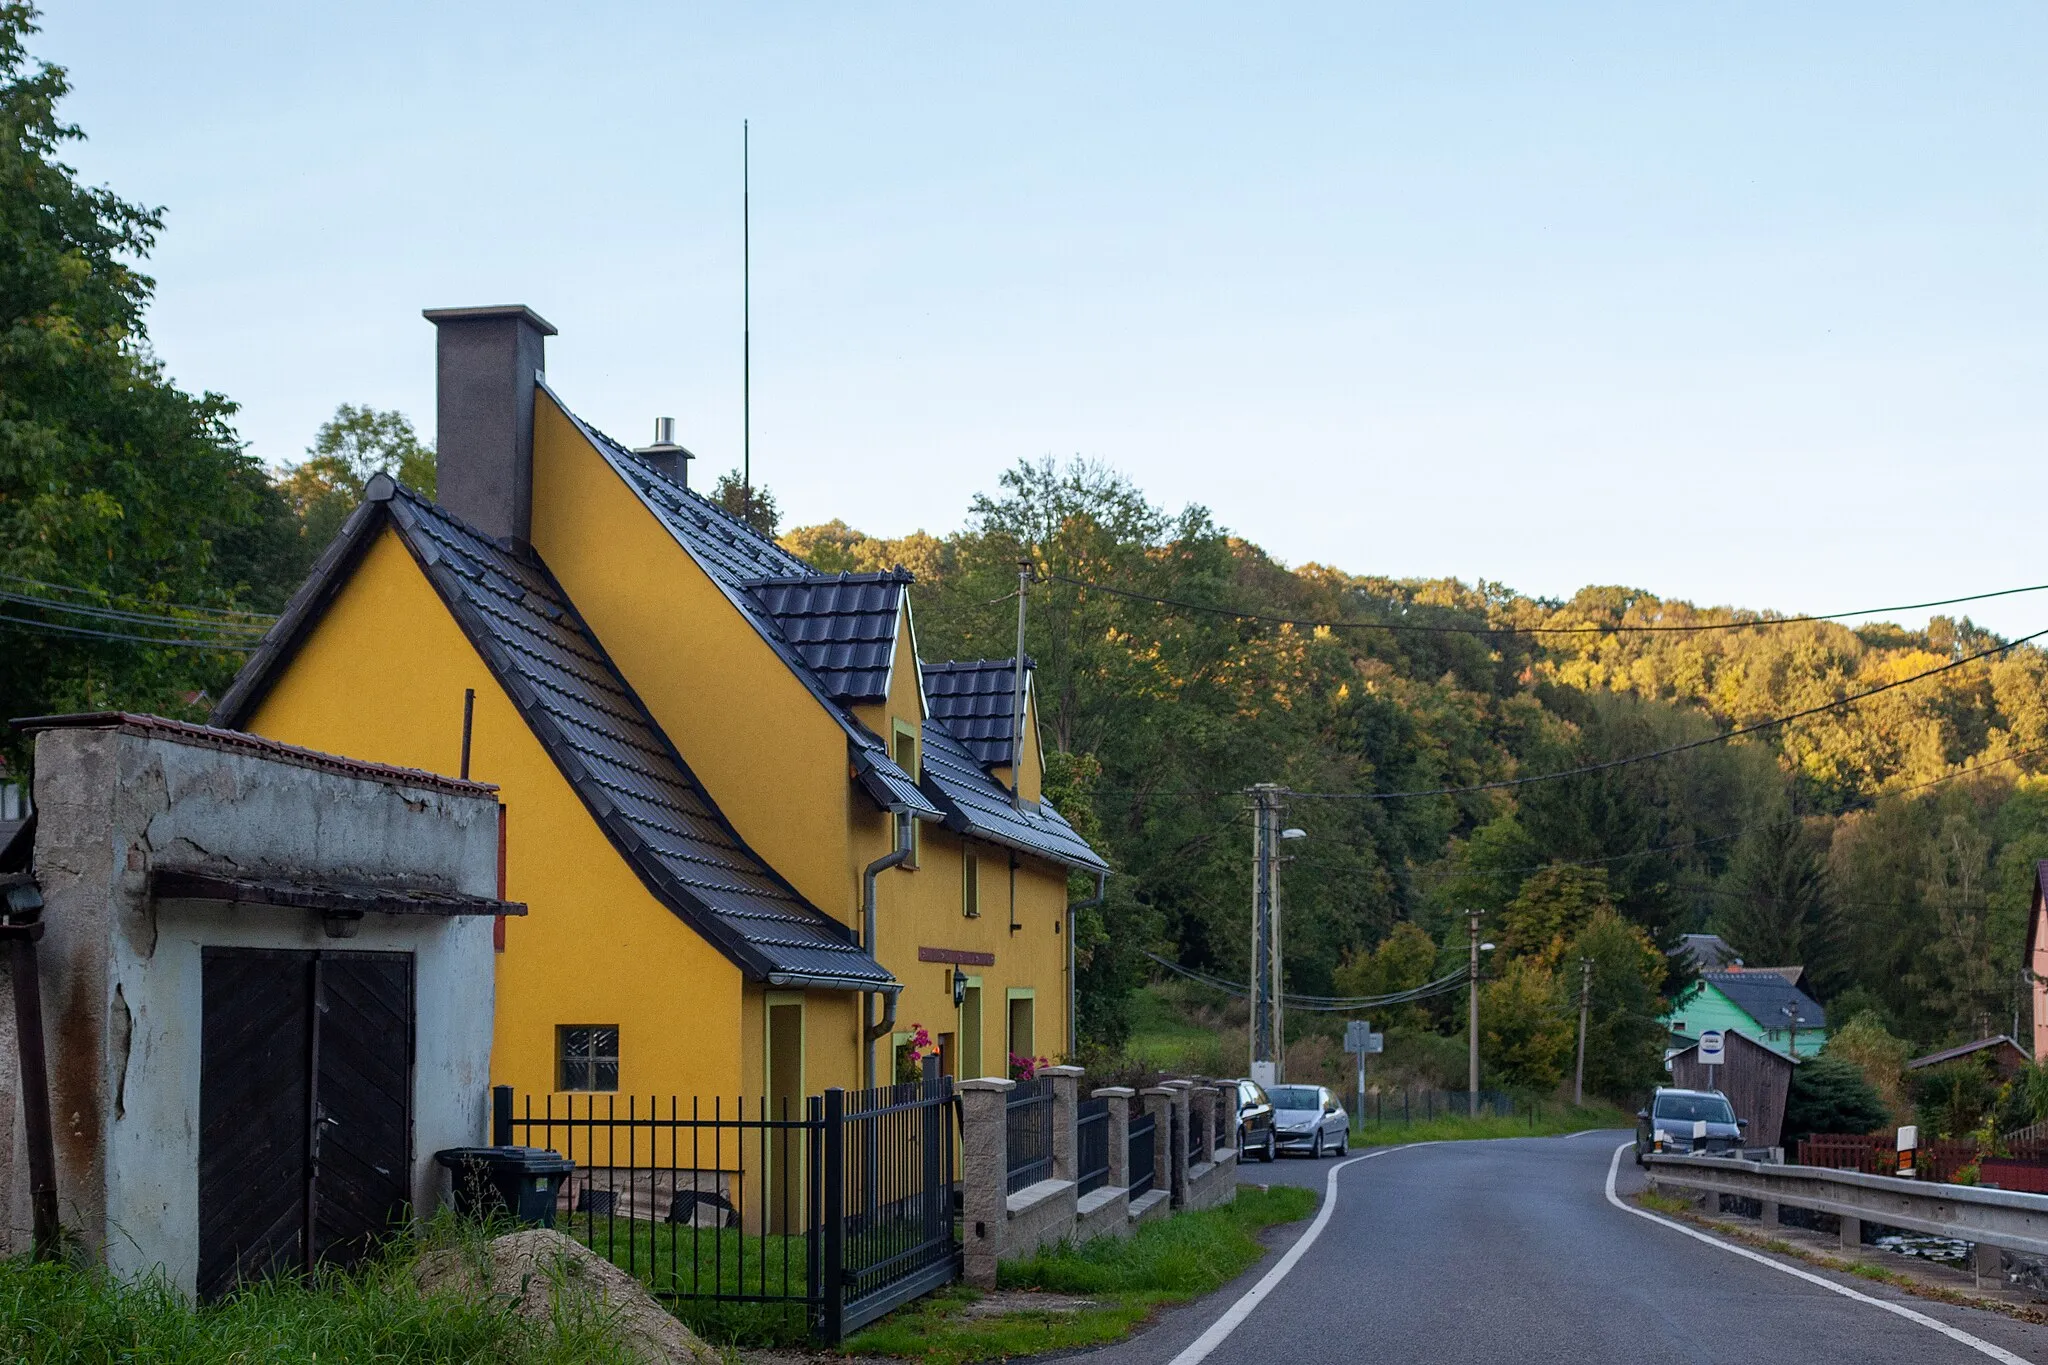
[1665,966,1826,1059]
[1675,933,1741,971]
[1909,1035,2031,1082]
[2026,862,2048,1063]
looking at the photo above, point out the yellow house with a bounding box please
[214,305,1105,1111]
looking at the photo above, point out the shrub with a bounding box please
[1783,1054,1891,1145]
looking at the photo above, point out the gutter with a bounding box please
[861,812,916,1088]
[1067,870,1109,1058]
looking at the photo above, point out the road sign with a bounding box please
[1697,1029,1725,1065]
[1345,1021,1371,1053]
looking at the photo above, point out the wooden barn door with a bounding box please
[198,947,414,1299]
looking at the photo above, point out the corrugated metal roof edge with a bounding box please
[212,478,892,992]
[554,388,935,820]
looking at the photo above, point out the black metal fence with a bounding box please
[1358,1088,1517,1125]
[1127,1111,1157,1199]
[1006,1078,1053,1193]
[1076,1096,1110,1196]
[495,1063,958,1346]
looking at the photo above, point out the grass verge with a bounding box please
[568,1218,809,1346]
[0,1219,636,1365]
[842,1185,1318,1362]
[1350,1104,1629,1147]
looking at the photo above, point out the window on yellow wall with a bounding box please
[963,849,980,917]
[558,1025,619,1092]
[893,722,922,867]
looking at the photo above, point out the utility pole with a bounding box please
[1009,561,1033,809]
[1783,1002,1798,1060]
[1574,956,1592,1108]
[1249,785,1284,1087]
[1466,910,1482,1112]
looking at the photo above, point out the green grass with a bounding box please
[1350,1103,1629,1147]
[568,1217,811,1346]
[0,1221,635,1365]
[842,1185,1318,1362]
[1124,985,1224,1070]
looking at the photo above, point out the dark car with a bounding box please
[1634,1087,1747,1165]
[1232,1078,1277,1162]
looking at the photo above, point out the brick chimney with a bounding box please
[423,305,557,546]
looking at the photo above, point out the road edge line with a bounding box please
[1603,1141,2027,1365]
[1165,1146,1412,1365]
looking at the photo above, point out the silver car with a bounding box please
[1267,1084,1349,1157]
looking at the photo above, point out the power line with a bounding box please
[1286,625,2048,802]
[0,572,278,623]
[1398,740,2048,882]
[0,589,270,637]
[1143,949,1471,1011]
[1089,626,2048,806]
[0,612,261,650]
[1045,572,2048,639]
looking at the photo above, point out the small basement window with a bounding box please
[558,1025,619,1092]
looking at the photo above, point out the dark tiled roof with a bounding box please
[214,478,893,992]
[556,402,936,821]
[919,717,1107,873]
[923,659,1030,768]
[1701,970,1825,1032]
[1675,932,1739,970]
[743,572,910,704]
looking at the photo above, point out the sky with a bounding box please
[35,3,2048,635]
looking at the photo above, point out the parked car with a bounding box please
[1232,1078,1277,1162]
[1268,1084,1350,1158]
[1634,1087,1746,1165]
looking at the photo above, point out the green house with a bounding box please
[1666,968,1826,1060]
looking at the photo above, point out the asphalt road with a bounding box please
[1078,1130,2048,1365]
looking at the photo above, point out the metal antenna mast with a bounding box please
[749,117,757,509]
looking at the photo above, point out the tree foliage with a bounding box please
[0,3,287,769]
[1783,1055,1892,1145]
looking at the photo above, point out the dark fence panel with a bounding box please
[1076,1097,1110,1196]
[1128,1111,1157,1199]
[504,1091,820,1345]
[835,1069,960,1337]
[500,1066,958,1348]
[1006,1079,1053,1193]
[1359,1088,1517,1125]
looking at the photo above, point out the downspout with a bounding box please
[1067,870,1108,1059]
[0,874,58,1259]
[861,812,914,1088]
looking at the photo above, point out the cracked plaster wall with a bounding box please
[13,726,500,1294]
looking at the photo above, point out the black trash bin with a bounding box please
[435,1146,575,1227]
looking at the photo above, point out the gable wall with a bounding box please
[239,526,746,1099]
[530,395,867,929]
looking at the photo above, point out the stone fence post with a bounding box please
[1141,1086,1174,1200]
[958,1077,1014,1287]
[1190,1086,1217,1164]
[1045,1065,1084,1184]
[1164,1081,1192,1206]
[1095,1087,1135,1190]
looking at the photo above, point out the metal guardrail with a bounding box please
[1645,1154,2048,1257]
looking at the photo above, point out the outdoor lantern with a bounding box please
[952,968,968,1007]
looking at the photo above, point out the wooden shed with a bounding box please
[1668,1026,1795,1150]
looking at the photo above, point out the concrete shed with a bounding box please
[0,714,519,1297]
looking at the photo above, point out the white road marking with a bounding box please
[1604,1142,2029,1365]
[1561,1128,1605,1138]
[1166,1146,1418,1365]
